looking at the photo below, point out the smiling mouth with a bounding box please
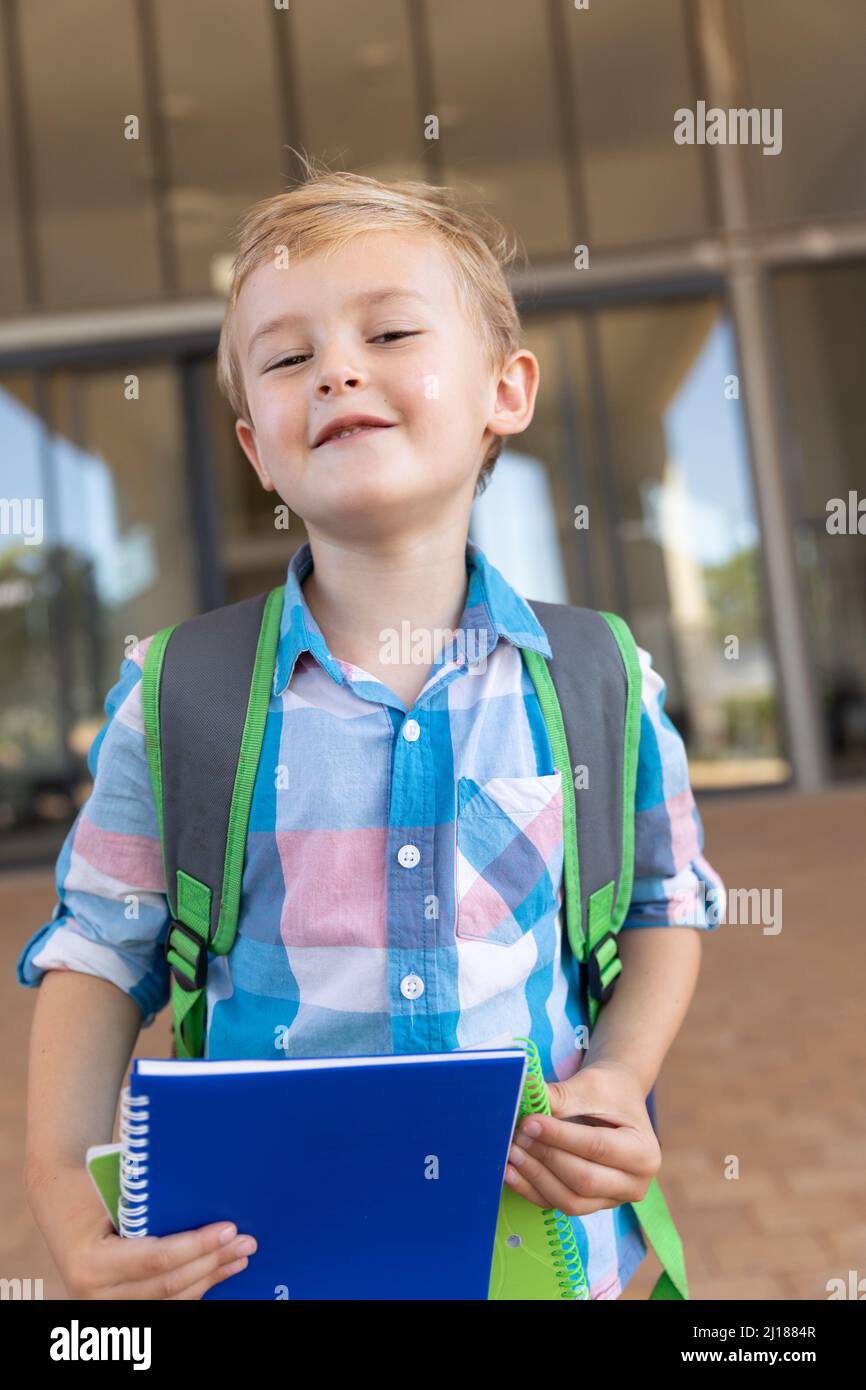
[317,424,395,447]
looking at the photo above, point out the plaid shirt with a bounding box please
[18,537,725,1299]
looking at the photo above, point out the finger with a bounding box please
[508,1140,634,1213]
[168,1255,250,1301]
[92,1221,242,1286]
[95,1228,255,1301]
[506,1159,618,1217]
[109,1236,257,1301]
[517,1113,653,1174]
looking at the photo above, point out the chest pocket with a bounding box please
[455,771,564,946]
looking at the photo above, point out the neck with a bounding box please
[300,529,471,672]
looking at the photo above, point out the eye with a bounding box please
[265,353,310,372]
[371,330,419,343]
[265,331,417,372]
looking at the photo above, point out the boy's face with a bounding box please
[233,230,537,541]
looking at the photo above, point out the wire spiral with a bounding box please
[118,1088,150,1238]
[512,1036,590,1300]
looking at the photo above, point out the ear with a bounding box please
[485,348,540,443]
[235,416,274,491]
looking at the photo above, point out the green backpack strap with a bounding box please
[522,606,689,1301]
[141,585,284,1059]
[598,613,689,1302]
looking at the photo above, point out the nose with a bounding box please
[316,373,361,396]
[314,341,365,397]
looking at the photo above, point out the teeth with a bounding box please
[322,424,381,443]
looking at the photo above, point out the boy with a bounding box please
[19,163,725,1300]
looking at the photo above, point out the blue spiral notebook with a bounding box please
[92,1050,527,1300]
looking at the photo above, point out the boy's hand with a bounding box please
[27,1164,257,1300]
[502,1060,661,1217]
[62,1218,258,1300]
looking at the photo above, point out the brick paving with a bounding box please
[621,784,866,1301]
[2,785,864,1301]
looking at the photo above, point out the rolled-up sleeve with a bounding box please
[621,645,726,931]
[16,638,172,1026]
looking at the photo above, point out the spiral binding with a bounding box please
[118,1087,150,1238]
[512,1036,590,1300]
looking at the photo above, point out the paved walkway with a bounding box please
[2,785,864,1301]
[622,784,866,1301]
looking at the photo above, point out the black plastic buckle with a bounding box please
[165,920,208,992]
[586,930,619,1004]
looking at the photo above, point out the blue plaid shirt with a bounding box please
[18,537,725,1298]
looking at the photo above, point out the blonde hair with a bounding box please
[216,152,526,496]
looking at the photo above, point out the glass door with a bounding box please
[472,299,788,789]
[0,360,197,863]
[771,261,866,780]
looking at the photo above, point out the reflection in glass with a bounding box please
[739,0,866,225]
[562,0,709,248]
[772,263,866,779]
[0,365,196,859]
[209,366,307,603]
[600,302,786,786]
[154,0,284,296]
[292,0,421,182]
[0,377,63,826]
[17,0,162,309]
[478,316,620,613]
[428,0,571,258]
[469,301,785,787]
[471,450,569,604]
[0,18,27,316]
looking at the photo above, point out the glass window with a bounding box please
[598,298,786,787]
[292,0,423,183]
[428,0,572,259]
[771,262,866,779]
[48,364,198,703]
[0,373,66,856]
[153,0,285,297]
[0,361,198,863]
[476,298,787,789]
[738,0,866,225]
[209,365,305,604]
[472,314,621,613]
[563,0,709,249]
[18,0,162,310]
[0,21,28,316]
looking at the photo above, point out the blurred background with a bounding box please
[1,0,864,1300]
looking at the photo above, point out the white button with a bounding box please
[397,843,420,868]
[402,719,421,742]
[400,973,425,1000]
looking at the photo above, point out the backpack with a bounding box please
[141,584,689,1300]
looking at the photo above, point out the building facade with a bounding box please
[1,0,865,865]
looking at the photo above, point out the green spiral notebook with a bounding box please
[86,1143,122,1229]
[488,1037,590,1300]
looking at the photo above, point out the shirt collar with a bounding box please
[271,538,551,697]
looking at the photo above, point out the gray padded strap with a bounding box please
[159,590,271,938]
[525,601,628,944]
